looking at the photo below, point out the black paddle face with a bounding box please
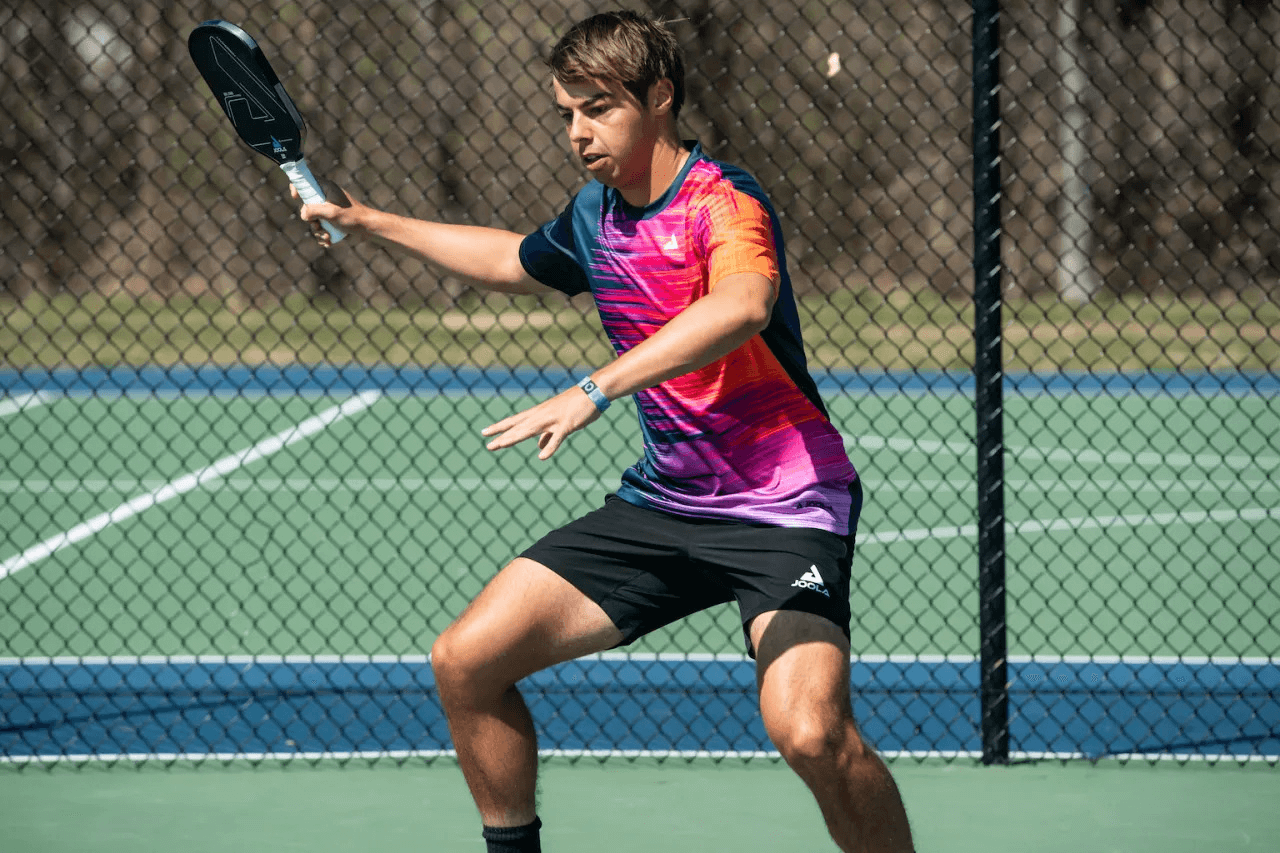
[188,20,307,165]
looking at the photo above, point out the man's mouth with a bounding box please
[582,153,605,167]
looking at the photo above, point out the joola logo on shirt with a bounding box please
[792,564,830,598]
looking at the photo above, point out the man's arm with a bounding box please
[298,190,550,295]
[586,271,775,399]
[481,271,776,459]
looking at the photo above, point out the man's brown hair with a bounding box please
[549,11,685,118]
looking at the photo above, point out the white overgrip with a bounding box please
[280,158,346,243]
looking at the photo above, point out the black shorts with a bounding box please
[520,488,860,656]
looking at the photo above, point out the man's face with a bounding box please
[552,76,669,198]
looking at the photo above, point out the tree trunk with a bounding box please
[1055,0,1102,302]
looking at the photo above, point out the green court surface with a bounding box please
[1,758,1277,852]
[3,387,1277,661]
[3,381,1278,763]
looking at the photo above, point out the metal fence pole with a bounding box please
[973,0,1010,766]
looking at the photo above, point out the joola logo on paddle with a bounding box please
[792,564,830,597]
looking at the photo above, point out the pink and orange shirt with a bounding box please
[519,144,859,536]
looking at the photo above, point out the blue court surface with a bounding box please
[2,654,1278,762]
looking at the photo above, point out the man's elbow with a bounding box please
[736,292,774,335]
[712,272,775,336]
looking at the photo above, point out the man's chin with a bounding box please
[583,158,613,180]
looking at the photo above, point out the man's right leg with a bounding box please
[430,557,623,828]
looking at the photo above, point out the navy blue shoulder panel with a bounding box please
[518,182,606,297]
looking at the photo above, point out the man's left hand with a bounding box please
[481,386,603,460]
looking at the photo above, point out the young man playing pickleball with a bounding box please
[299,11,914,852]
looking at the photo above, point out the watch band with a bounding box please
[576,376,611,413]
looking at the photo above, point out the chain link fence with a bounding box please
[1,0,1277,765]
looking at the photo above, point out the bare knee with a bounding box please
[768,708,872,774]
[428,623,461,684]
[428,624,467,696]
[431,622,508,705]
[431,558,622,706]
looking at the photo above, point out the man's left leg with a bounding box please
[751,610,915,853]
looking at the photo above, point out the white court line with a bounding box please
[3,652,1275,667]
[858,503,1280,548]
[0,391,55,418]
[2,748,1275,766]
[852,433,1280,474]
[862,474,1277,497]
[0,475,621,494]
[2,474,1277,503]
[1010,443,1279,473]
[0,391,382,582]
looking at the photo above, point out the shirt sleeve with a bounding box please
[698,188,780,297]
[518,198,591,296]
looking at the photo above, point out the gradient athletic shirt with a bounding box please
[519,143,859,536]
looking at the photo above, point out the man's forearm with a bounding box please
[587,273,775,401]
[358,210,540,292]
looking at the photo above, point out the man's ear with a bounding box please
[648,78,675,116]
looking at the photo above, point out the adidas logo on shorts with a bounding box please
[791,564,831,598]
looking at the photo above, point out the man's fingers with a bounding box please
[299,201,340,222]
[482,414,566,457]
[480,419,509,437]
[481,418,523,449]
[536,433,563,461]
[485,426,540,452]
[482,391,598,457]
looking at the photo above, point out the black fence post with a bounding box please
[973,0,1010,765]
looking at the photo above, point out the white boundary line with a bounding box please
[3,652,1276,667]
[0,392,55,419]
[858,503,1280,548]
[1009,443,1280,474]
[0,474,622,494]
[6,472,1278,497]
[853,433,1280,474]
[0,391,382,582]
[2,749,1275,766]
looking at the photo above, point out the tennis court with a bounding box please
[4,0,1280,849]
[2,757,1278,853]
[3,367,1277,764]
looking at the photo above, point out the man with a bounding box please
[299,11,914,852]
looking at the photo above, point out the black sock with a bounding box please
[482,817,542,853]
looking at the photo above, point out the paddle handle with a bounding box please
[281,158,345,243]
